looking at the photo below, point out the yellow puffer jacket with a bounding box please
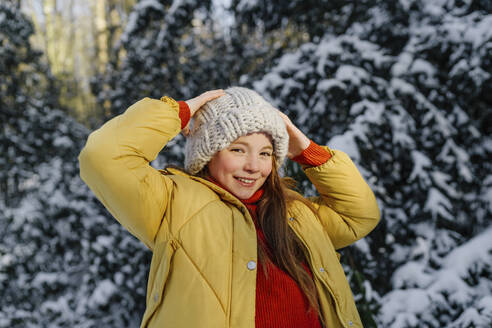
[79,97,380,328]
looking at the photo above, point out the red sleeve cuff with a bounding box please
[292,140,332,166]
[177,101,191,129]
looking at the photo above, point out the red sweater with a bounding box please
[178,100,331,327]
[242,190,323,328]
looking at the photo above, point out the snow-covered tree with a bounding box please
[0,3,151,326]
[91,0,310,125]
[90,0,221,118]
[231,0,382,38]
[0,0,60,206]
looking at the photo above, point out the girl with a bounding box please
[79,87,380,328]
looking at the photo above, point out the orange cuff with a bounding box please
[177,101,191,129]
[292,140,332,166]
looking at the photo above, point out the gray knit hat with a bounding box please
[184,87,289,174]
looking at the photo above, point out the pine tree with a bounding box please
[90,0,217,117]
[0,0,60,206]
[0,3,151,326]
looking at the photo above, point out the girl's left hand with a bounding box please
[277,110,310,159]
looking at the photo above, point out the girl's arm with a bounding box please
[78,91,224,250]
[278,111,380,249]
[79,97,182,249]
[302,149,380,249]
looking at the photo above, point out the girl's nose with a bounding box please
[244,155,260,172]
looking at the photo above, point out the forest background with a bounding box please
[1,0,491,327]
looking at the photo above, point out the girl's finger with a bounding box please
[195,90,225,108]
[204,89,225,101]
[276,109,293,126]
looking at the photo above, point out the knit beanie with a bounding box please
[184,87,289,174]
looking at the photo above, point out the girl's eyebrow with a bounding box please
[230,141,273,150]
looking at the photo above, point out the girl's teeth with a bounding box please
[237,178,254,183]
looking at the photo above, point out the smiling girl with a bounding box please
[79,87,380,328]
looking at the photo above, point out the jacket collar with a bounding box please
[162,167,247,210]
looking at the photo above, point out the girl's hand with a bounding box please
[277,110,310,159]
[182,89,225,136]
[186,89,225,117]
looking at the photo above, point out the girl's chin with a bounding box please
[233,191,252,199]
[232,188,257,200]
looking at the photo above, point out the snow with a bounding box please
[314,38,343,74]
[134,0,164,12]
[258,72,284,90]
[32,272,62,286]
[39,296,73,319]
[328,133,361,161]
[452,307,490,328]
[121,0,165,43]
[352,101,384,124]
[391,52,413,77]
[167,0,183,16]
[463,14,492,48]
[431,171,458,198]
[354,238,370,254]
[478,296,492,318]
[449,58,469,77]
[379,289,431,326]
[236,0,258,11]
[410,58,435,77]
[390,77,416,94]
[52,136,74,148]
[392,261,433,289]
[429,269,473,303]
[335,65,369,85]
[398,0,415,11]
[379,227,492,326]
[425,188,453,220]
[408,150,431,182]
[89,279,118,308]
[442,226,492,276]
[317,79,346,93]
[0,253,14,268]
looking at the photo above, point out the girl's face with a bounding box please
[208,133,273,200]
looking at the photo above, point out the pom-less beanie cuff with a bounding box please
[184,87,289,174]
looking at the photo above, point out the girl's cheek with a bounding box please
[261,165,273,176]
[224,160,241,173]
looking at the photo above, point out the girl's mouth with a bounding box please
[235,177,256,186]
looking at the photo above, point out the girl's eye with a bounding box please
[230,148,243,153]
[260,152,272,157]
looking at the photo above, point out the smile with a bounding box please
[235,177,256,184]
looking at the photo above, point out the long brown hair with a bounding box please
[256,160,321,318]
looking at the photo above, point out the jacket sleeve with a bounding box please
[78,97,182,250]
[304,147,380,250]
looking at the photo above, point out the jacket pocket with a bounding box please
[140,239,179,327]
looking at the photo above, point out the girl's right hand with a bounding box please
[185,89,225,117]
[182,89,225,136]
